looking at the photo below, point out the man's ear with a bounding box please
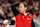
[25,7,27,10]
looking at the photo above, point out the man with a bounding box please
[11,3,35,27]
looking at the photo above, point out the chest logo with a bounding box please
[22,16,24,18]
[22,16,25,20]
[27,18,30,20]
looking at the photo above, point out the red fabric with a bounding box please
[1,25,4,27]
[15,13,32,27]
[0,6,2,9]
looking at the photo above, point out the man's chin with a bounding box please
[20,11,22,13]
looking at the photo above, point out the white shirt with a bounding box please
[24,13,27,16]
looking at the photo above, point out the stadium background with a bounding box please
[0,0,40,27]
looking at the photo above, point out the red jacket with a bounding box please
[11,3,35,27]
[16,13,32,27]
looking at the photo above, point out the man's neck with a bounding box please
[22,11,26,14]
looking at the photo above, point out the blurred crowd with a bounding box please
[0,0,40,27]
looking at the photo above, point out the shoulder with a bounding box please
[29,14,32,17]
[27,13,32,17]
[27,13,32,18]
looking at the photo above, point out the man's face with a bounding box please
[19,3,27,13]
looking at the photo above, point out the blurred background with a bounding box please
[0,0,40,27]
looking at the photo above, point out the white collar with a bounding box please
[24,13,27,16]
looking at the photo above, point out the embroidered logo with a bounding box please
[27,18,30,20]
